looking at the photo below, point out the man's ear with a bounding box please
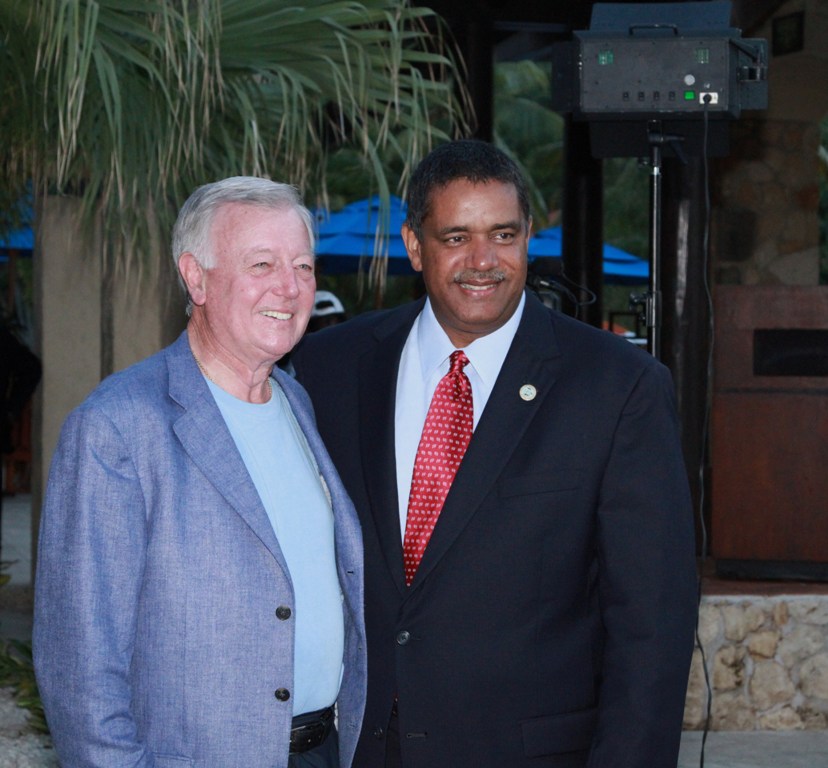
[401,224,423,273]
[178,252,207,307]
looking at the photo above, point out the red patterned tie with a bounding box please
[403,350,473,586]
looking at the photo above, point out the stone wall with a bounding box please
[713,119,822,287]
[684,595,828,731]
[710,0,828,288]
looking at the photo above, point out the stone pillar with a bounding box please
[31,196,183,576]
[32,196,103,550]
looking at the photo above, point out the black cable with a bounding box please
[526,272,597,318]
[696,96,715,768]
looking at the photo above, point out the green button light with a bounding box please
[684,90,696,101]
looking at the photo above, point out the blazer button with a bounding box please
[396,631,410,645]
[274,688,291,701]
[275,606,292,620]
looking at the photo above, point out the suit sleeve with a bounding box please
[34,405,153,767]
[588,361,698,768]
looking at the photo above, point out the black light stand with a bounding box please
[550,0,768,360]
[632,128,689,359]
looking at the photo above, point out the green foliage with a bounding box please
[492,59,649,264]
[493,60,565,228]
[1,0,468,286]
[604,157,649,260]
[492,59,648,322]
[0,561,46,734]
[0,637,47,734]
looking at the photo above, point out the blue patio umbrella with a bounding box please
[313,197,649,284]
[314,196,416,275]
[0,226,34,250]
[529,226,649,285]
[0,225,34,263]
[1,198,35,263]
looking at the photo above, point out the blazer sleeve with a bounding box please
[34,404,153,767]
[588,360,698,768]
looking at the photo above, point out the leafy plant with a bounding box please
[0,561,47,734]
[1,0,469,284]
[0,637,47,734]
[494,60,565,229]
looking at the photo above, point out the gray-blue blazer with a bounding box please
[34,331,366,768]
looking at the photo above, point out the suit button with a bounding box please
[274,688,291,701]
[396,631,410,645]
[373,726,384,739]
[275,606,292,620]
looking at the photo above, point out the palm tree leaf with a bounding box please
[11,0,467,288]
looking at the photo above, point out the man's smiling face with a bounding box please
[199,202,316,366]
[402,178,530,348]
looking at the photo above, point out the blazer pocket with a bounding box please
[498,470,584,499]
[521,707,598,757]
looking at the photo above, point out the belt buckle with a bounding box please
[289,708,332,754]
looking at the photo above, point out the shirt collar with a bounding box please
[416,292,526,388]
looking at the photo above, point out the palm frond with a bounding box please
[7,0,470,288]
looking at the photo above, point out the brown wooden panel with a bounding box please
[714,286,828,391]
[712,393,828,561]
[712,286,828,568]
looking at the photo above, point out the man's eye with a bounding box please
[494,232,515,241]
[296,263,314,272]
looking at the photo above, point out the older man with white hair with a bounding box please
[34,176,366,768]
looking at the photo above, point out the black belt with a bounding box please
[289,706,334,754]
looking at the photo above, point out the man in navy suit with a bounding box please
[293,140,697,768]
[35,177,366,768]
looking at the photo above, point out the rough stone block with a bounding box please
[711,691,756,731]
[748,629,780,659]
[758,706,805,731]
[750,661,796,710]
[722,603,766,642]
[779,624,826,667]
[800,654,828,701]
[714,645,747,691]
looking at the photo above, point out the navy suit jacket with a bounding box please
[293,293,697,768]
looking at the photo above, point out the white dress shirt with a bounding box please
[394,293,525,534]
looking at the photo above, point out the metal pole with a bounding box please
[647,137,664,359]
[562,117,604,327]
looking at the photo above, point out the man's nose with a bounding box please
[271,264,300,298]
[467,238,498,271]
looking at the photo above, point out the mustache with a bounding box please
[452,269,506,284]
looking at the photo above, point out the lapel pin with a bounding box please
[519,384,537,402]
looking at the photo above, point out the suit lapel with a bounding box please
[359,301,424,595]
[166,334,290,578]
[409,295,564,589]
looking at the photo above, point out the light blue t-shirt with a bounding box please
[206,377,344,715]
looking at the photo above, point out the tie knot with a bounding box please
[449,350,469,375]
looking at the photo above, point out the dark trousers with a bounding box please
[288,725,339,768]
